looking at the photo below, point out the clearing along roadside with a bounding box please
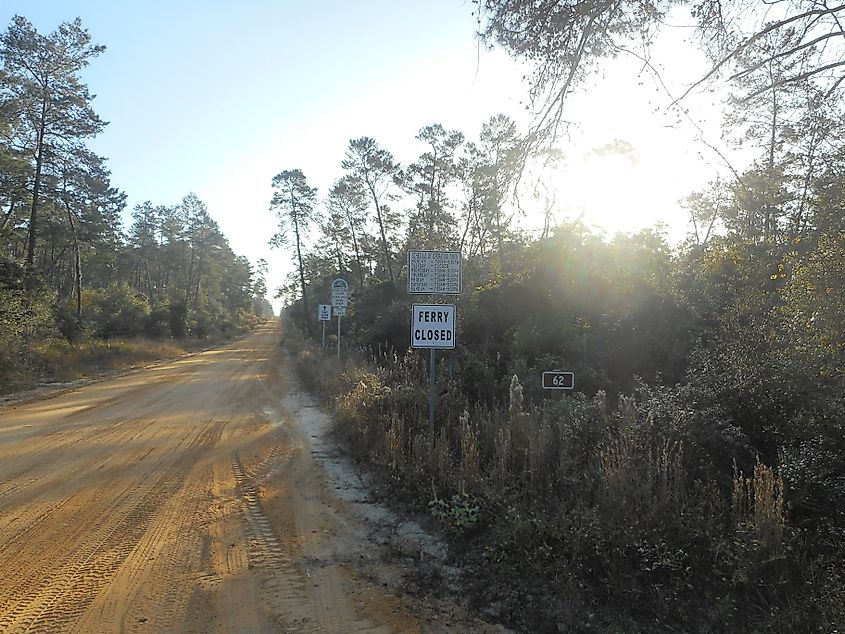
[0,320,504,633]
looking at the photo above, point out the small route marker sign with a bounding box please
[318,304,332,321]
[408,250,462,295]
[333,306,346,317]
[411,304,456,349]
[542,371,575,390]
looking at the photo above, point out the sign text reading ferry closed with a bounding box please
[411,304,456,349]
[408,250,462,295]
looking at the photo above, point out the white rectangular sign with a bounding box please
[411,304,456,349]
[318,304,332,321]
[408,251,462,295]
[333,306,346,317]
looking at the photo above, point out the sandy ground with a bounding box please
[0,322,505,633]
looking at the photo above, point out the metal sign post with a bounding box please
[333,306,346,359]
[331,279,348,360]
[429,348,436,436]
[410,302,456,438]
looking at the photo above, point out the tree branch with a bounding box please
[740,59,845,102]
[728,30,845,81]
[672,3,845,106]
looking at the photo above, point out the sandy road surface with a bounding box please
[0,322,495,633]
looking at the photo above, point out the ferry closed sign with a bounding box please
[411,304,456,349]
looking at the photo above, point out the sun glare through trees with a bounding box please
[1,1,844,632]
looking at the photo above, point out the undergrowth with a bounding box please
[32,338,191,382]
[285,329,844,633]
[2,333,246,394]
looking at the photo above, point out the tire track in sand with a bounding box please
[0,422,224,633]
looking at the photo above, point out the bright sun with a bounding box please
[564,150,652,235]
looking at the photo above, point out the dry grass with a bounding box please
[284,327,826,632]
[30,337,192,383]
[732,457,785,552]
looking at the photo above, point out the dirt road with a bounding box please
[0,322,496,633]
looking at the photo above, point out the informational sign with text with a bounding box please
[408,251,462,295]
[411,304,456,349]
[318,304,332,321]
[331,278,348,308]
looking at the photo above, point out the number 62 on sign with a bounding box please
[542,371,575,390]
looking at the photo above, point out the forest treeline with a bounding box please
[0,16,272,390]
[269,4,845,631]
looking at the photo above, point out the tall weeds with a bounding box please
[286,330,828,632]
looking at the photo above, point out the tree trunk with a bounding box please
[185,245,196,306]
[349,221,365,288]
[26,97,49,286]
[293,216,311,335]
[367,181,394,282]
[335,243,343,275]
[193,253,203,308]
[61,200,83,318]
[0,197,16,235]
[144,260,154,301]
[765,66,778,241]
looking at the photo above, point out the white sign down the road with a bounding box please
[411,304,456,349]
[331,278,348,308]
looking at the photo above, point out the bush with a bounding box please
[168,299,188,338]
[84,284,150,338]
[0,289,60,391]
[294,338,835,631]
[144,300,171,337]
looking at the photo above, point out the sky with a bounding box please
[1,1,736,309]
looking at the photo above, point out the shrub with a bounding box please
[144,300,171,337]
[168,299,188,338]
[84,284,150,338]
[0,289,60,391]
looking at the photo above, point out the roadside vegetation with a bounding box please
[0,17,273,394]
[0,287,262,393]
[269,2,845,627]
[286,215,844,631]
[3,5,844,630]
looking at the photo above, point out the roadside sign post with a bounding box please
[331,279,348,360]
[317,304,332,347]
[408,250,462,439]
[410,302,456,438]
[430,348,436,431]
[333,305,346,358]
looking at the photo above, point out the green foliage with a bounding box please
[168,300,188,338]
[429,493,480,536]
[1,17,267,363]
[144,300,171,338]
[83,284,150,338]
[0,289,59,389]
